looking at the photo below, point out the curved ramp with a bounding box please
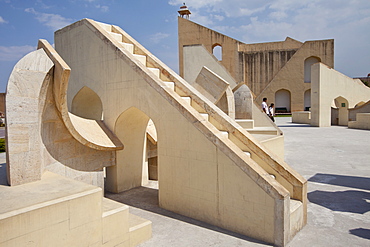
[37,39,123,150]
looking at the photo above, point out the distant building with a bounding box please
[178,17,334,112]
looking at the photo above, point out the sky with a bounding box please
[0,0,369,92]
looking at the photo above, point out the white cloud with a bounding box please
[95,4,109,12]
[0,45,36,61]
[35,0,52,9]
[190,11,214,26]
[269,11,287,21]
[169,0,222,10]
[212,14,224,21]
[169,0,270,18]
[239,17,294,43]
[25,8,73,30]
[150,32,170,44]
[0,16,8,24]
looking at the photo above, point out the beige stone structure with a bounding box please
[311,63,370,127]
[178,17,334,112]
[3,18,307,246]
[55,19,306,246]
[3,38,151,246]
[0,172,151,247]
[293,63,370,129]
[182,43,285,159]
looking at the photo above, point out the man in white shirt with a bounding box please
[262,98,268,114]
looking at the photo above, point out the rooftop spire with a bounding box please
[178,3,191,19]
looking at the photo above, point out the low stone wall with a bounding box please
[349,101,370,121]
[0,172,150,247]
[292,111,311,124]
[348,113,370,130]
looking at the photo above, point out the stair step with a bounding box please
[119,42,134,53]
[290,199,302,214]
[246,127,278,135]
[220,131,229,138]
[96,21,111,32]
[102,198,129,216]
[129,213,152,247]
[199,113,209,121]
[181,96,191,105]
[163,81,175,90]
[108,31,122,42]
[133,54,147,65]
[148,68,160,78]
[290,199,304,240]
[236,119,254,129]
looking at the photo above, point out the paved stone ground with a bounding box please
[106,117,370,247]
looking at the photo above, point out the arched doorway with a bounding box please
[105,107,155,193]
[212,44,222,61]
[304,57,321,83]
[275,89,291,113]
[334,96,349,126]
[71,86,103,120]
[146,119,158,180]
[304,89,311,111]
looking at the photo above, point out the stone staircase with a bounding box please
[0,172,151,247]
[58,19,307,246]
[102,198,151,247]
[97,21,257,160]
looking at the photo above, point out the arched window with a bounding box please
[304,57,321,83]
[212,44,222,61]
[275,89,291,112]
[71,86,103,120]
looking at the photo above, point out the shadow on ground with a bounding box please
[105,186,271,246]
[277,124,312,128]
[308,190,370,214]
[308,173,370,214]
[349,228,370,240]
[309,173,370,191]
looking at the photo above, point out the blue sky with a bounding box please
[0,0,369,93]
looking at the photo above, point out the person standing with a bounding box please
[262,98,268,114]
[269,103,275,122]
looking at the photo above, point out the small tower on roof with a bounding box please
[178,3,191,19]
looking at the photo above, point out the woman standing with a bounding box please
[269,103,275,122]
